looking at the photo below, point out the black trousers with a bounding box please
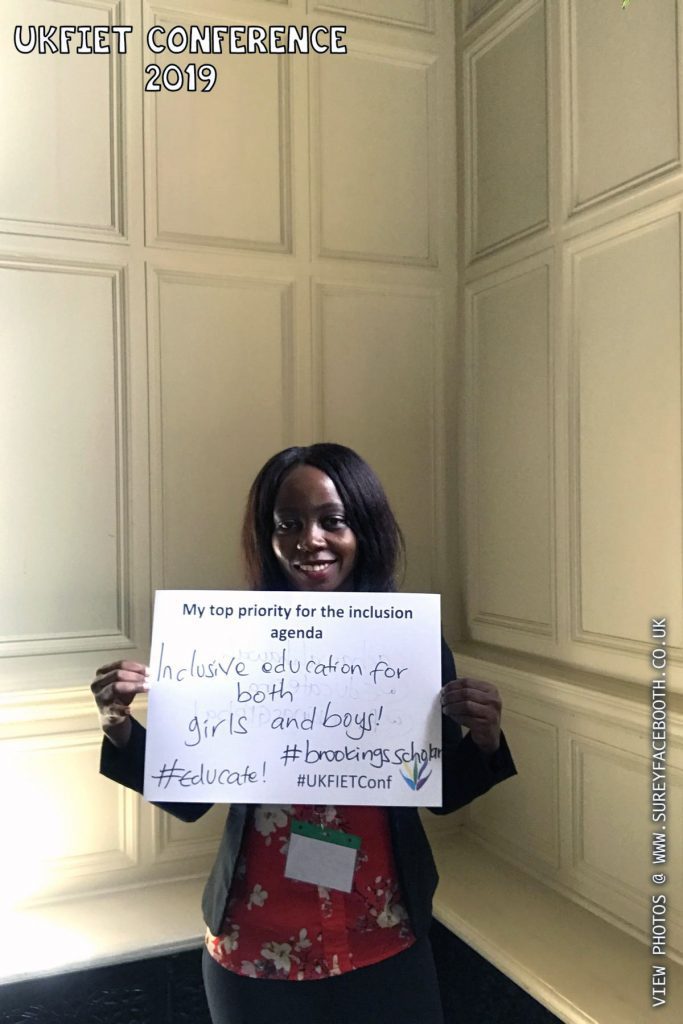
[202,937,445,1024]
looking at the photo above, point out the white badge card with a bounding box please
[284,820,360,893]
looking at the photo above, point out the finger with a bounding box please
[441,698,500,723]
[442,692,500,713]
[441,686,500,711]
[442,677,500,698]
[442,694,498,713]
[92,663,149,696]
[92,668,149,691]
[95,661,149,677]
[96,680,146,702]
[91,673,150,700]
[93,687,146,715]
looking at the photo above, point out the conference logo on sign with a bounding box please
[399,757,432,792]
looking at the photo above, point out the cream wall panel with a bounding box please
[467,709,560,872]
[570,738,650,898]
[146,10,290,252]
[153,805,227,864]
[571,214,683,654]
[312,0,434,32]
[456,653,683,961]
[316,284,439,592]
[153,0,290,10]
[0,0,123,240]
[0,261,127,651]
[454,0,683,981]
[466,0,503,25]
[314,48,436,264]
[568,0,680,212]
[150,269,294,590]
[466,0,549,259]
[2,732,136,905]
[467,262,554,642]
[569,734,683,956]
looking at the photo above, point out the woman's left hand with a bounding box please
[440,677,502,755]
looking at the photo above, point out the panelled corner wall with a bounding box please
[0,0,456,919]
[455,0,683,966]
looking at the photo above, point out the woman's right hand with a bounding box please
[91,660,149,748]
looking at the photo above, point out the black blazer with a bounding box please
[100,639,516,939]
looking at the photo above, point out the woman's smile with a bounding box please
[294,559,337,579]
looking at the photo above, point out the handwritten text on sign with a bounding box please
[143,591,442,805]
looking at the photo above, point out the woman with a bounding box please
[92,443,516,1024]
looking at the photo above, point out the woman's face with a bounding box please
[271,464,357,592]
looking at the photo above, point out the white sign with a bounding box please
[143,590,442,806]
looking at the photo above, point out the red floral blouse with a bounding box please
[206,804,415,981]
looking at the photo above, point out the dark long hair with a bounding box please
[242,443,404,592]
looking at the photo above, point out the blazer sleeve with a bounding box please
[430,636,517,815]
[99,717,213,824]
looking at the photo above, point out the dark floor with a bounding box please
[0,923,561,1023]
[430,920,561,1023]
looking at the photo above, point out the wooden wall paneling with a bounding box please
[0,258,132,661]
[0,0,127,242]
[568,729,683,959]
[311,0,435,33]
[567,0,681,215]
[1,725,138,904]
[464,0,549,261]
[312,43,437,265]
[152,804,227,866]
[568,208,683,687]
[570,735,650,907]
[453,0,683,984]
[314,281,441,594]
[465,0,506,29]
[467,706,561,874]
[147,267,295,592]
[153,0,292,9]
[456,653,683,964]
[465,256,557,654]
[144,5,292,253]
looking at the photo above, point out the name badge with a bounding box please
[284,820,361,893]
